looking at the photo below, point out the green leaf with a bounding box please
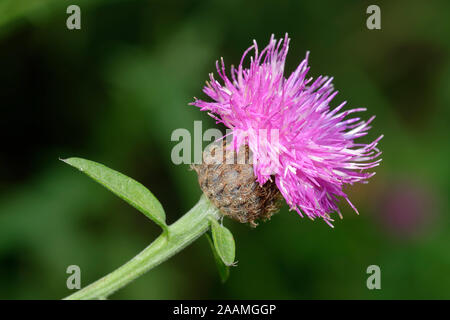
[210,219,235,266]
[206,234,230,283]
[61,157,168,233]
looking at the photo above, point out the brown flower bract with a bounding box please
[192,141,283,227]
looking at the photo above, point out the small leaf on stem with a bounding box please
[61,157,168,233]
[205,233,230,283]
[210,218,235,266]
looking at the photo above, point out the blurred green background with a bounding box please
[0,0,449,299]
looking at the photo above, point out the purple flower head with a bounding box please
[191,34,382,226]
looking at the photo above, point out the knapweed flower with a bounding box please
[191,34,382,227]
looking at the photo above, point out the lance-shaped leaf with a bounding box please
[61,157,168,233]
[206,233,230,283]
[210,219,235,266]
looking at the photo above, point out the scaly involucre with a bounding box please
[191,34,382,226]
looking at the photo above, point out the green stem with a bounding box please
[64,194,221,300]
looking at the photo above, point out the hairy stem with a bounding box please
[64,194,220,300]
